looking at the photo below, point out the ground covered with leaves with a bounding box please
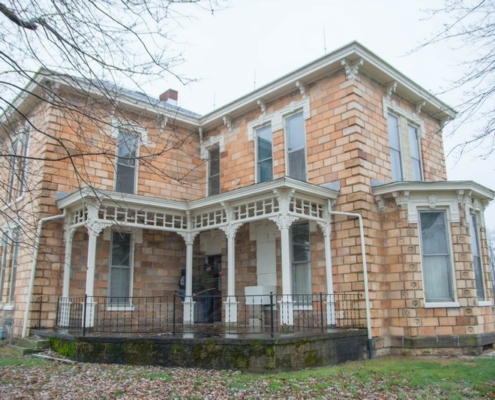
[1,348,494,399]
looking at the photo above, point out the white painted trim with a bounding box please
[418,209,458,306]
[200,135,224,160]
[407,194,460,224]
[113,130,140,195]
[106,306,135,311]
[477,301,492,307]
[383,96,425,137]
[424,301,460,308]
[108,230,135,304]
[111,117,148,146]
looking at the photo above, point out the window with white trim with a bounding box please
[256,125,273,183]
[6,131,30,203]
[115,131,138,194]
[419,210,455,303]
[386,113,423,182]
[469,213,485,300]
[109,231,133,306]
[291,222,311,304]
[0,229,20,305]
[285,112,307,181]
[208,146,220,196]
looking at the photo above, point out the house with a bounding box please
[0,42,494,359]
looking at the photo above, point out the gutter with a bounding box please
[329,209,373,359]
[22,210,66,337]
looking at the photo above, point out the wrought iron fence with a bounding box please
[54,292,365,338]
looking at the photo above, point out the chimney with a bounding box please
[159,89,178,106]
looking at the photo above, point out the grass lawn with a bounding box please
[1,345,494,399]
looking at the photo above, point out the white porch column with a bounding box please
[60,226,76,327]
[318,220,336,326]
[220,222,242,324]
[179,229,198,324]
[83,204,109,328]
[269,188,298,326]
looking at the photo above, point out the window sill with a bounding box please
[477,301,493,307]
[294,305,313,311]
[424,301,459,309]
[107,306,134,311]
[3,304,14,311]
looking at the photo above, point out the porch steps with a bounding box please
[6,337,50,356]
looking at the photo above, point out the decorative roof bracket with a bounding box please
[295,80,307,98]
[223,116,233,132]
[257,99,267,115]
[341,58,364,81]
[385,81,397,99]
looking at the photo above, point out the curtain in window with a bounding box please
[420,211,454,302]
[286,112,306,181]
[470,214,485,300]
[257,125,273,182]
[387,114,403,181]
[110,232,132,305]
[116,131,138,194]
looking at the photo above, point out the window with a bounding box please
[291,222,311,304]
[286,112,307,181]
[408,125,422,181]
[470,213,485,300]
[0,229,20,305]
[387,113,423,182]
[6,131,30,203]
[419,211,455,303]
[115,131,138,194]
[109,231,133,306]
[387,114,403,181]
[208,146,220,196]
[256,125,273,183]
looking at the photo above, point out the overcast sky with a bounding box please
[144,0,495,230]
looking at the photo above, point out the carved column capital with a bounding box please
[269,215,299,231]
[317,221,331,238]
[220,223,243,239]
[178,231,199,246]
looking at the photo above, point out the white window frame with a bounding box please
[108,230,134,310]
[469,211,490,305]
[6,129,30,204]
[383,96,425,182]
[0,228,21,309]
[0,230,8,306]
[408,123,423,181]
[207,145,220,196]
[255,124,273,183]
[418,208,458,308]
[284,111,308,182]
[114,130,139,194]
[387,113,403,182]
[291,221,312,309]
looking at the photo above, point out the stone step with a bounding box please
[6,344,41,356]
[16,337,50,350]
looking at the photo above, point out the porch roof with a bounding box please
[57,177,340,233]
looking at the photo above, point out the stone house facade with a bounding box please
[0,42,494,357]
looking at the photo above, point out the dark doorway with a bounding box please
[207,254,222,322]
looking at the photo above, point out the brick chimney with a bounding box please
[159,89,178,106]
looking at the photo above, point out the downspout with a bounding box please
[22,210,66,337]
[329,209,373,359]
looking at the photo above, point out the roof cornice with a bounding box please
[199,41,456,130]
[372,180,495,201]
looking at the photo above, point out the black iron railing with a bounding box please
[54,293,365,337]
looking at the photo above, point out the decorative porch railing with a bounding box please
[53,293,365,338]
